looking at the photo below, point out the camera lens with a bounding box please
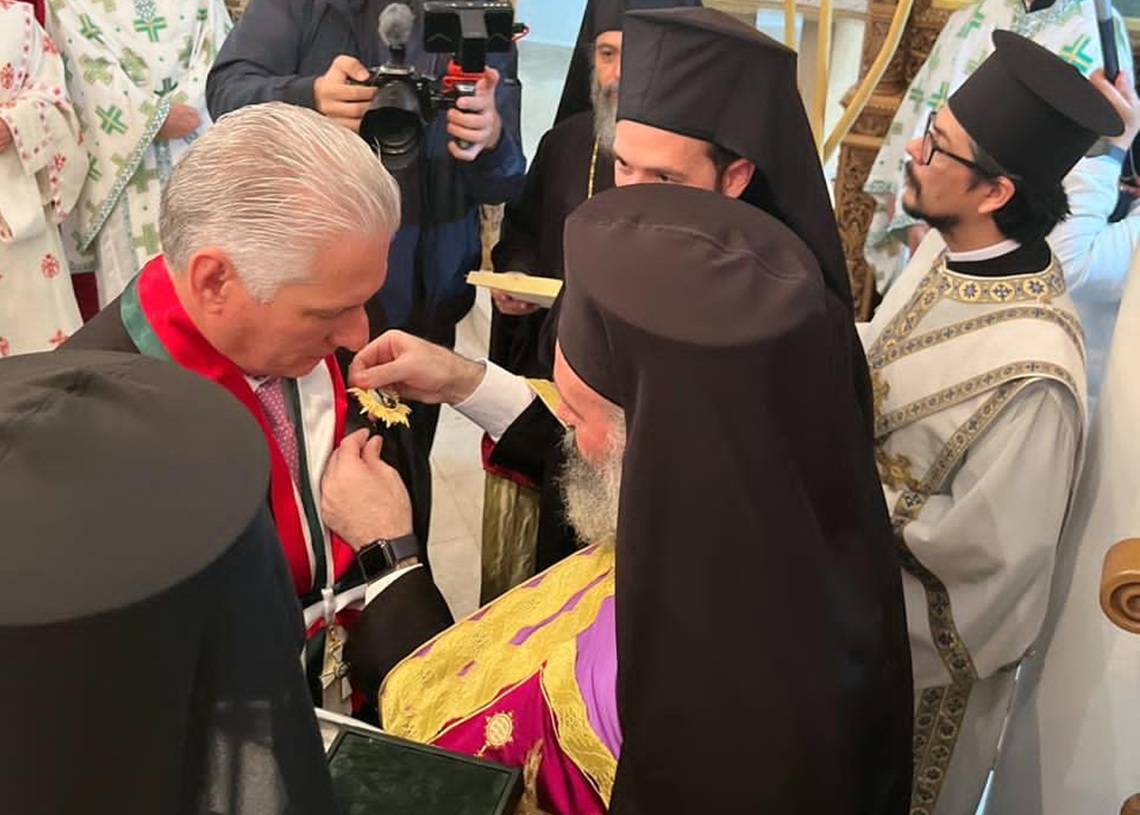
[360,77,425,170]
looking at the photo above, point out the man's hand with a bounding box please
[349,329,486,405]
[157,104,201,141]
[446,66,503,162]
[0,120,12,153]
[321,429,413,550]
[1090,69,1140,151]
[314,55,378,133]
[492,272,542,316]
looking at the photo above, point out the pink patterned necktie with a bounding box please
[255,377,301,484]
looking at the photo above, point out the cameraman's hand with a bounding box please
[314,55,377,133]
[321,430,414,550]
[349,329,486,406]
[1090,69,1140,150]
[446,66,503,162]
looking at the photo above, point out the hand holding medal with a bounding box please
[347,387,412,428]
[348,329,488,408]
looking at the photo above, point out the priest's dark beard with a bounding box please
[559,423,625,545]
[902,163,958,233]
[591,73,619,153]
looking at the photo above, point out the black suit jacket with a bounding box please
[64,300,453,714]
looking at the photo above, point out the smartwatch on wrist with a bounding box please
[356,533,419,581]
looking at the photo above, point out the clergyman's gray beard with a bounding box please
[591,78,619,153]
[559,428,623,545]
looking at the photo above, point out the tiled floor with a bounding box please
[425,43,572,621]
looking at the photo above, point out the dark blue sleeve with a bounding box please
[206,0,320,119]
[459,48,526,206]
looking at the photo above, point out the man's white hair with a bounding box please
[159,102,401,301]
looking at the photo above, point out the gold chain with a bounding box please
[588,137,600,199]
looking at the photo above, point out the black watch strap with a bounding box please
[356,533,420,581]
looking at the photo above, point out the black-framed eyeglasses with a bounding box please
[919,112,997,176]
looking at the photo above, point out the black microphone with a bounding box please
[1095,0,1119,82]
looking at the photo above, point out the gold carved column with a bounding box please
[834,0,950,318]
[224,0,248,22]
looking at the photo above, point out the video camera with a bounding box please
[353,1,524,169]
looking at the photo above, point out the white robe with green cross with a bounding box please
[45,0,231,306]
[861,0,1132,294]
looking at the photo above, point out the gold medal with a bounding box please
[348,387,412,428]
[475,711,515,757]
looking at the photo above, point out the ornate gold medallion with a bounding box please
[475,711,515,757]
[348,387,412,428]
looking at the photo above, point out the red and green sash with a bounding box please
[120,256,359,596]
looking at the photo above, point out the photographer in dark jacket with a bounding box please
[207,0,526,451]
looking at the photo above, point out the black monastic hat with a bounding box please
[0,350,335,814]
[556,183,913,813]
[949,30,1123,186]
[617,6,853,305]
[554,0,703,125]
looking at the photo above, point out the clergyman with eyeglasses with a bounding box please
[856,30,1123,815]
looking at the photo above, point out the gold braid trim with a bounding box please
[889,380,1031,815]
[541,639,618,804]
[940,259,1067,305]
[874,360,1079,440]
[380,545,616,744]
[866,268,948,362]
[867,255,1071,368]
[514,740,548,815]
[909,683,973,815]
[868,305,1085,372]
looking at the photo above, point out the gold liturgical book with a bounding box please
[467,271,562,309]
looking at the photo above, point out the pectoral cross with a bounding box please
[319,625,353,714]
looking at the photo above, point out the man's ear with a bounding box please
[184,247,241,315]
[719,158,756,200]
[976,175,1016,217]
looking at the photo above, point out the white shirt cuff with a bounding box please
[452,360,536,441]
[363,562,423,606]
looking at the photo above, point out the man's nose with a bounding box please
[905,137,922,164]
[333,308,370,351]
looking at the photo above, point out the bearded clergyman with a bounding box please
[378,183,914,815]
[478,0,700,603]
